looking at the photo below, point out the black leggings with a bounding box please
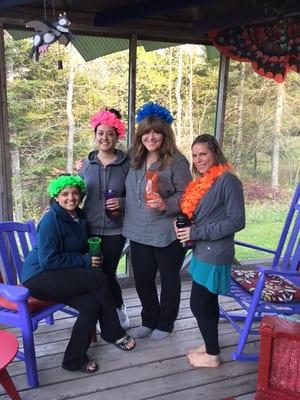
[190,281,220,355]
[94,234,125,309]
[24,268,125,370]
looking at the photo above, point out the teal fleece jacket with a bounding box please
[21,202,92,283]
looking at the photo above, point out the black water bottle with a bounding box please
[176,212,194,249]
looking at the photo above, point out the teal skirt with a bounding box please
[189,255,231,295]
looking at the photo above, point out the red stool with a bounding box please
[255,316,300,400]
[0,330,21,400]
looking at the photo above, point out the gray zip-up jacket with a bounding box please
[79,149,130,235]
[191,172,245,265]
[123,151,192,247]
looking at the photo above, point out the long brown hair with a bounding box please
[191,134,228,176]
[131,116,177,170]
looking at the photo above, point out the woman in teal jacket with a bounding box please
[21,175,135,374]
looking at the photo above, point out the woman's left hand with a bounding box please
[173,221,191,243]
[91,256,103,268]
[105,197,120,210]
[147,192,166,211]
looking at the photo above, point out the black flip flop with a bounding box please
[114,334,136,351]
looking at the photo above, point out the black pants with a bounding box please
[94,234,125,309]
[190,281,220,355]
[130,240,186,332]
[24,268,125,370]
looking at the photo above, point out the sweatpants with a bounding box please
[130,240,186,332]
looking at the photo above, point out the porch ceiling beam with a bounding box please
[193,2,300,33]
[0,0,33,8]
[94,0,215,26]
[0,7,209,44]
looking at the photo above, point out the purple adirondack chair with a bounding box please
[220,182,300,361]
[0,220,77,388]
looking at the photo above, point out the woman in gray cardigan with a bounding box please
[174,134,245,368]
[123,102,192,340]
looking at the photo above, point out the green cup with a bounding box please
[88,237,102,256]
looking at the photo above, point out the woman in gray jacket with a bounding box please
[174,134,245,368]
[79,108,130,329]
[123,102,192,340]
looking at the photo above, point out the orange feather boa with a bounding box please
[180,164,232,219]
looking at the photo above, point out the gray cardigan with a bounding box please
[123,151,192,247]
[190,172,245,265]
[79,149,130,235]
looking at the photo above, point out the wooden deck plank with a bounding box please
[40,363,257,400]
[2,345,258,400]
[5,323,259,381]
[0,281,259,400]
[7,313,259,373]
[235,394,255,400]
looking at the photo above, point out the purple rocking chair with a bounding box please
[0,220,77,388]
[220,182,300,361]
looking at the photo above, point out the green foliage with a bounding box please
[223,61,300,185]
[4,33,300,221]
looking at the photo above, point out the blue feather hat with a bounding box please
[136,102,174,125]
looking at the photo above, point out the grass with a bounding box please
[117,254,127,275]
[235,201,289,261]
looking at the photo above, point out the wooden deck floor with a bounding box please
[0,281,258,400]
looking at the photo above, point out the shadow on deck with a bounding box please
[0,281,258,400]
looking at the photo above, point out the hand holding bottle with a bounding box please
[174,213,194,248]
[91,256,103,269]
[146,192,166,211]
[88,237,103,269]
[174,222,191,242]
[144,170,166,210]
[104,189,121,218]
[105,197,120,211]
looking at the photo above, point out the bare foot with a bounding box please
[186,351,220,368]
[187,344,206,355]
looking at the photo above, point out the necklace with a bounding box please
[180,164,232,219]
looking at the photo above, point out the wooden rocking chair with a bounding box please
[220,182,300,361]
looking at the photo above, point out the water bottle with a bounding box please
[104,189,121,219]
[176,212,194,249]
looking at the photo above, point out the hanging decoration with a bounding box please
[25,12,74,62]
[209,12,300,83]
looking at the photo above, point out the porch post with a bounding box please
[127,34,137,147]
[0,24,13,222]
[214,53,229,148]
[123,33,137,284]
